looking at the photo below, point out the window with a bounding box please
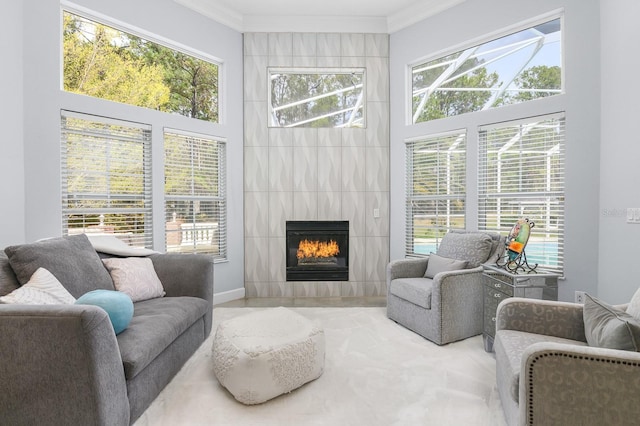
[405,131,466,256]
[269,68,365,128]
[478,114,565,273]
[411,18,562,123]
[61,111,152,247]
[63,11,219,122]
[164,131,227,260]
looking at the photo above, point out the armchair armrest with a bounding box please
[386,257,428,283]
[431,266,485,342]
[496,297,587,342]
[521,341,640,425]
[0,304,129,426]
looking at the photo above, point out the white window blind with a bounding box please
[405,131,466,256]
[61,111,153,248]
[164,130,227,261]
[478,113,565,273]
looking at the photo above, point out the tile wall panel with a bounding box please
[244,147,269,192]
[293,33,317,57]
[268,191,292,237]
[244,32,389,298]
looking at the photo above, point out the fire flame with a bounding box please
[297,239,340,259]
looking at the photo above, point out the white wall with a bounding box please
[389,0,601,302]
[18,0,245,296]
[598,0,640,303]
[0,0,25,247]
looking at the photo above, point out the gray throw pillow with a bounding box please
[583,294,640,351]
[4,234,115,298]
[436,232,493,267]
[0,252,20,297]
[424,253,468,279]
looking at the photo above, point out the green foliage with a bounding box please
[510,65,561,102]
[62,12,218,122]
[413,65,499,122]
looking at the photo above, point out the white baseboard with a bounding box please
[213,287,245,305]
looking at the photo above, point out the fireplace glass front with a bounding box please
[286,221,349,281]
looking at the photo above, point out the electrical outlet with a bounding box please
[575,291,586,304]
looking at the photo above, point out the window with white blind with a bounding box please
[61,111,152,247]
[478,113,565,273]
[405,131,466,256]
[164,130,227,260]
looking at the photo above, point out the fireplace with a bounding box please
[286,221,349,281]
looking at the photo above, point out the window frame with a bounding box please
[477,113,565,274]
[267,67,366,128]
[59,5,230,260]
[406,10,564,125]
[61,5,225,124]
[405,130,467,257]
[61,110,153,248]
[164,129,227,261]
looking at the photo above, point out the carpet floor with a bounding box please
[134,307,507,426]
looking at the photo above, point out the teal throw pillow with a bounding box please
[76,289,134,335]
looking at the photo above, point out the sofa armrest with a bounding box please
[150,253,213,303]
[0,304,129,426]
[150,253,214,335]
[496,297,587,342]
[521,341,640,425]
[386,257,429,284]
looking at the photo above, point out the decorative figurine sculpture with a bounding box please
[496,218,538,273]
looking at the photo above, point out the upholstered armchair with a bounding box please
[495,297,640,426]
[386,230,505,345]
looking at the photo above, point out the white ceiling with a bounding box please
[174,0,466,33]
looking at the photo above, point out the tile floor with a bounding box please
[215,296,387,308]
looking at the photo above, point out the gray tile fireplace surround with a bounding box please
[243,32,390,298]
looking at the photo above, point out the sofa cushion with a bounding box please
[76,289,134,335]
[0,252,20,297]
[436,232,493,267]
[4,234,114,298]
[424,254,468,279]
[117,296,209,379]
[495,330,587,403]
[626,286,640,321]
[102,257,165,302]
[389,278,432,309]
[584,294,640,351]
[0,267,76,305]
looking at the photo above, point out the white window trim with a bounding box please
[405,9,565,126]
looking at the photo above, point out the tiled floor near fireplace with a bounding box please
[216,296,386,308]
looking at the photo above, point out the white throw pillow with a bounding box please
[86,235,159,257]
[0,267,76,305]
[424,253,468,279]
[102,257,165,302]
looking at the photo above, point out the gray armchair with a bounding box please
[386,230,504,345]
[495,297,640,426]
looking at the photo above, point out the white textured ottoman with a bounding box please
[212,307,325,405]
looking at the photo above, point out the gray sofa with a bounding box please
[495,297,640,426]
[0,235,213,425]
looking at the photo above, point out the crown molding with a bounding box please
[174,0,244,31]
[243,15,388,34]
[387,0,467,33]
[175,0,466,34]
